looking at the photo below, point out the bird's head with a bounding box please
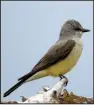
[60,19,90,39]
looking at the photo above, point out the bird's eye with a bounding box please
[75,28,81,31]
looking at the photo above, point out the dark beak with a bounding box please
[82,28,90,32]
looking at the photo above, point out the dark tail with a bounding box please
[3,70,39,97]
[3,79,25,97]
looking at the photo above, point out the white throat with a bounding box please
[75,31,83,38]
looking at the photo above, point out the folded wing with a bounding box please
[18,40,76,81]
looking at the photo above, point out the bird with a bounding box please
[3,19,90,97]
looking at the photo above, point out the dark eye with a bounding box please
[75,28,81,31]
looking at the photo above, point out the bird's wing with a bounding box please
[18,40,76,81]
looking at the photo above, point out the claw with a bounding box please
[64,79,68,86]
[59,74,68,86]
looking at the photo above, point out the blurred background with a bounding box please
[1,1,93,101]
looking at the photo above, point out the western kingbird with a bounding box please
[3,19,90,97]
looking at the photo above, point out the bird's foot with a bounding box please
[59,74,68,86]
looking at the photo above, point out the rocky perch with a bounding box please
[2,78,93,104]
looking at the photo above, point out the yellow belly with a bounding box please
[26,39,83,82]
[46,42,83,76]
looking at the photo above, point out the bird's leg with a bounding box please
[59,74,67,80]
[59,74,68,86]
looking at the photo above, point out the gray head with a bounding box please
[60,19,90,39]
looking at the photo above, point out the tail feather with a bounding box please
[3,79,25,97]
[18,70,38,81]
[3,70,39,97]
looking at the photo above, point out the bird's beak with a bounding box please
[82,28,90,32]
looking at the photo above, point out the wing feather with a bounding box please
[18,40,76,81]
